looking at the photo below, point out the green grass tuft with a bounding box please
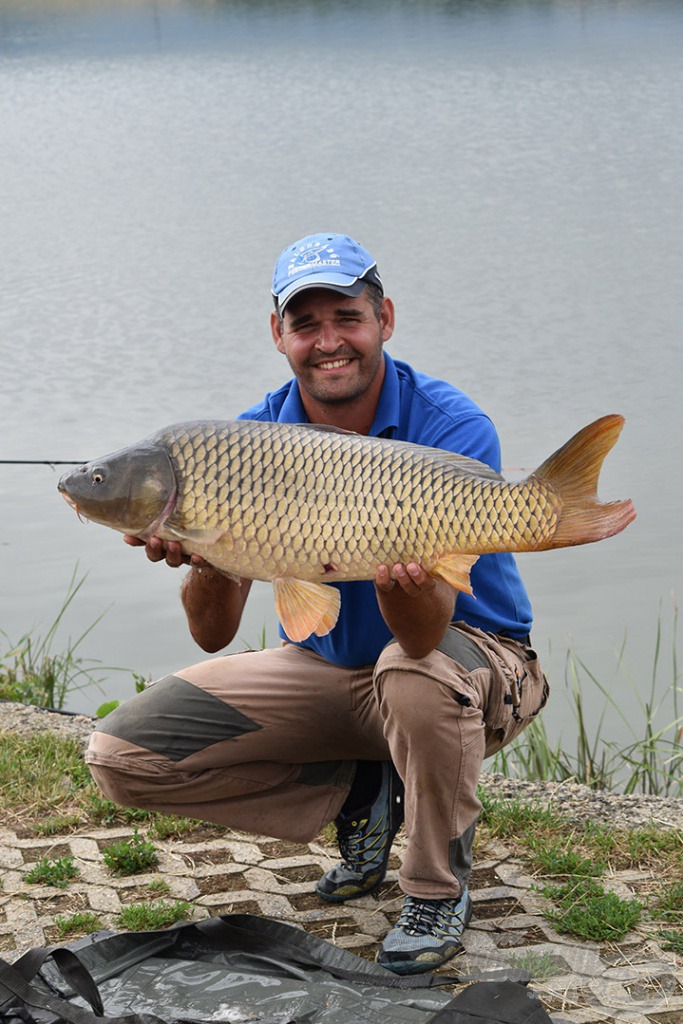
[53,912,102,938]
[86,793,154,826]
[651,879,683,922]
[0,733,91,811]
[23,855,79,889]
[0,569,108,709]
[658,929,683,955]
[117,900,193,931]
[148,814,199,840]
[528,840,605,878]
[102,829,159,876]
[541,877,642,942]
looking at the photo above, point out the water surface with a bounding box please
[1,0,681,761]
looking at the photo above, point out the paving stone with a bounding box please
[0,822,681,1023]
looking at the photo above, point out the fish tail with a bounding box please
[531,414,636,548]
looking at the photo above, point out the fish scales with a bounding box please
[58,415,636,642]
[157,421,555,582]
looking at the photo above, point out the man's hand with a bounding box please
[374,561,455,660]
[124,534,209,571]
[374,562,437,597]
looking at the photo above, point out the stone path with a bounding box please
[1,822,682,1024]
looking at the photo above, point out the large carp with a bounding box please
[58,416,635,642]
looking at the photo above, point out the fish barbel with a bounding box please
[58,415,635,642]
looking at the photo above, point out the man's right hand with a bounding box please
[124,534,209,570]
[124,534,251,653]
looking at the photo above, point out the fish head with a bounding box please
[57,441,177,538]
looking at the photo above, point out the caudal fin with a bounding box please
[531,415,636,548]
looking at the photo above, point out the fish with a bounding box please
[57,415,636,642]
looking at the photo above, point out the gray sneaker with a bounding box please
[315,762,404,903]
[377,889,473,974]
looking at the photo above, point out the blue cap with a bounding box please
[272,233,383,312]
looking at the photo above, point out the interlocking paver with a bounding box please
[0,822,681,1022]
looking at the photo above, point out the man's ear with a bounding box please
[380,297,395,342]
[270,310,285,353]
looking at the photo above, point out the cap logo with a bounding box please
[287,240,342,278]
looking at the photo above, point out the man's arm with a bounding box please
[124,536,251,653]
[374,562,456,660]
[180,565,252,653]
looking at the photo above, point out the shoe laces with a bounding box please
[337,811,387,869]
[396,895,445,937]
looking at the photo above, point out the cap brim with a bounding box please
[276,273,368,312]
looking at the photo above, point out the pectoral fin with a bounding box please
[273,578,341,642]
[430,553,479,595]
[162,523,225,545]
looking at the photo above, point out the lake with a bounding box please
[1,0,681,769]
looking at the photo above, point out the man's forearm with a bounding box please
[375,567,456,660]
[181,567,252,653]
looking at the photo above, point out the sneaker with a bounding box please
[377,890,473,974]
[315,762,404,903]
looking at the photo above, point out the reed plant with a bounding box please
[493,602,682,796]
[0,567,108,709]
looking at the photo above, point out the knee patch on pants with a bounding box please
[93,673,262,761]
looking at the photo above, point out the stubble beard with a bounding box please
[289,341,384,409]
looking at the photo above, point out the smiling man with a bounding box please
[86,232,548,975]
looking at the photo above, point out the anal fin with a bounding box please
[430,553,479,595]
[273,578,341,642]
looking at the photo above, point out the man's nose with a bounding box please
[315,321,341,351]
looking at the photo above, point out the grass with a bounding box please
[540,877,642,942]
[526,840,605,879]
[23,855,80,889]
[0,569,108,709]
[149,814,200,840]
[116,900,194,931]
[53,912,102,938]
[0,733,92,813]
[651,879,683,923]
[492,602,682,796]
[659,929,683,955]
[102,829,159,876]
[478,791,681,945]
[508,950,562,981]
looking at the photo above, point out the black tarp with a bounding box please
[0,914,555,1024]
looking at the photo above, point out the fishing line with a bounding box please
[0,459,85,466]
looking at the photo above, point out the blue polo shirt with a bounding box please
[238,352,532,666]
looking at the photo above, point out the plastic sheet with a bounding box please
[2,915,554,1024]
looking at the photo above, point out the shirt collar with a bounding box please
[277,351,400,438]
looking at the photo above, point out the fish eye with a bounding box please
[92,468,106,484]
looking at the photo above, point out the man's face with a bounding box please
[271,287,394,408]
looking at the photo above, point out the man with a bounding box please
[86,232,548,975]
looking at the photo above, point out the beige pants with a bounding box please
[86,623,548,898]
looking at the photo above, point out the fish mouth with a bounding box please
[60,491,86,523]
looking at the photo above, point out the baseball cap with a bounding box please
[272,233,383,312]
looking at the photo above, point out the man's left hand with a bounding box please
[374,562,437,596]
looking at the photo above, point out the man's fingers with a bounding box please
[374,564,395,592]
[123,534,191,567]
[392,563,436,595]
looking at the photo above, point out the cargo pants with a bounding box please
[86,623,548,898]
